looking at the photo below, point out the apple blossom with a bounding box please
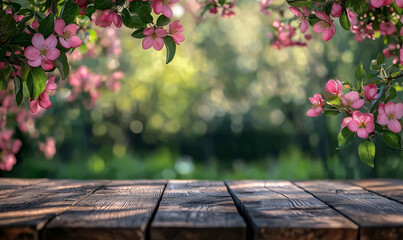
[289,6,309,33]
[379,22,397,36]
[377,102,403,133]
[169,20,185,45]
[142,27,167,51]
[347,111,375,138]
[341,91,365,109]
[306,94,324,117]
[151,0,179,18]
[313,12,336,42]
[24,33,60,71]
[330,2,342,18]
[325,79,343,95]
[54,19,82,49]
[364,84,378,101]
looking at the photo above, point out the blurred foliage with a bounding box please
[2,0,403,180]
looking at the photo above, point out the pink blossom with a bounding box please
[95,10,122,28]
[379,22,397,36]
[313,12,336,41]
[39,137,56,159]
[24,33,60,71]
[169,20,185,45]
[142,27,167,51]
[330,2,342,18]
[341,91,365,109]
[347,111,375,138]
[377,102,403,133]
[383,44,396,58]
[364,84,378,101]
[54,19,82,49]
[325,79,343,95]
[306,94,324,117]
[75,0,88,15]
[400,48,403,66]
[0,107,6,128]
[289,6,309,33]
[397,0,403,8]
[370,0,392,8]
[341,116,352,129]
[29,76,57,113]
[150,0,179,18]
[0,152,16,171]
[260,0,271,16]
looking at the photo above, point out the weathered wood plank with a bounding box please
[150,180,246,240]
[0,178,46,191]
[0,179,103,240]
[226,180,357,240]
[352,179,403,204]
[296,180,403,240]
[43,180,166,240]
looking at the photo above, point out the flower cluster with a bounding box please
[306,57,403,166]
[268,20,310,50]
[199,0,236,18]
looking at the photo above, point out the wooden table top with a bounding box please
[0,178,402,240]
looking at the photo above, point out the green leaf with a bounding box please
[286,0,316,8]
[1,14,17,37]
[355,62,366,82]
[156,15,170,27]
[137,5,153,23]
[376,52,383,66]
[94,0,114,10]
[0,67,11,90]
[60,0,79,24]
[385,87,397,102]
[20,61,30,81]
[14,76,24,105]
[121,8,134,28]
[85,6,96,18]
[10,32,32,47]
[131,16,147,28]
[339,7,350,30]
[37,12,55,38]
[358,139,375,167]
[338,127,355,149]
[218,0,226,5]
[27,67,47,100]
[326,95,343,107]
[131,28,145,38]
[54,52,70,80]
[382,131,402,148]
[352,0,368,15]
[323,110,340,116]
[164,36,176,64]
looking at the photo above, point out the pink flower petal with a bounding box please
[41,58,54,71]
[315,11,330,21]
[351,99,365,109]
[377,113,389,125]
[155,28,167,37]
[289,6,302,17]
[396,103,403,119]
[59,38,71,48]
[30,100,39,113]
[24,46,40,61]
[143,27,154,36]
[162,5,173,18]
[45,48,60,61]
[302,7,309,17]
[388,119,401,133]
[357,128,369,138]
[44,35,58,49]
[32,33,45,49]
[142,36,153,49]
[54,19,65,36]
[322,27,334,41]
[300,20,308,33]
[67,36,82,48]
[313,22,324,33]
[64,23,79,35]
[384,101,396,115]
[28,58,41,68]
[348,120,360,132]
[306,108,319,117]
[153,37,165,51]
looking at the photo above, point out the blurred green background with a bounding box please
[2,0,403,180]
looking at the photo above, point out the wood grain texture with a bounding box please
[226,180,357,240]
[352,179,403,204]
[43,180,166,240]
[150,180,246,240]
[0,179,102,240]
[0,178,47,199]
[296,180,403,240]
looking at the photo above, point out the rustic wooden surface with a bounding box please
[0,178,403,240]
[150,180,246,240]
[352,179,403,204]
[295,180,403,240]
[0,179,102,240]
[226,180,358,240]
[43,180,166,240]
